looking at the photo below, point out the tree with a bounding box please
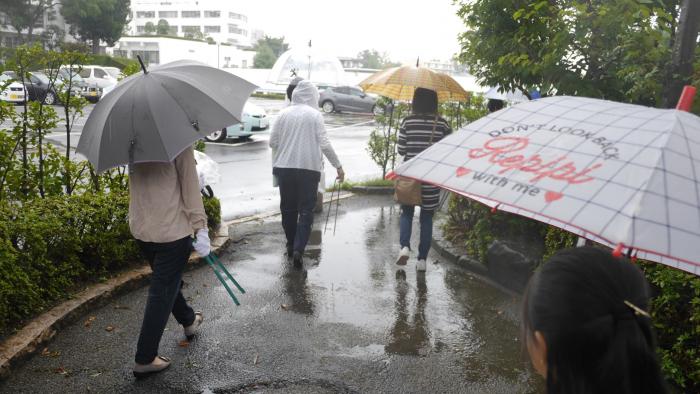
[60,0,131,54]
[144,21,155,35]
[156,19,170,35]
[357,49,399,69]
[455,0,680,105]
[253,44,276,68]
[254,36,289,58]
[1,0,59,44]
[662,0,700,107]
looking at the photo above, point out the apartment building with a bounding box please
[128,0,251,48]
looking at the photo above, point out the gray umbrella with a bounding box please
[77,59,257,173]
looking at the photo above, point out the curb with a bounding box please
[0,224,231,381]
[0,192,357,380]
[431,216,520,298]
[350,186,394,195]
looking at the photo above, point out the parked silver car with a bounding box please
[318,86,380,114]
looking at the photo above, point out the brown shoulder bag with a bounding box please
[394,115,438,206]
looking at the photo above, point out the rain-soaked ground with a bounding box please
[0,195,542,393]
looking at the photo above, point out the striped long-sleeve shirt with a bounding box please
[397,114,451,210]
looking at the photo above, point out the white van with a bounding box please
[78,66,121,101]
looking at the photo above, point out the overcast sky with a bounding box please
[237,0,465,65]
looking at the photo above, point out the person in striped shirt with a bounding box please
[395,88,451,271]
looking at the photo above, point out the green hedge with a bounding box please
[0,192,138,335]
[0,192,223,337]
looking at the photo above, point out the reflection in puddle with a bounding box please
[385,271,431,356]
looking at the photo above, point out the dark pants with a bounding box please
[400,205,434,260]
[135,236,196,364]
[273,167,321,253]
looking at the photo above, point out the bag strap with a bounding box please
[429,114,438,144]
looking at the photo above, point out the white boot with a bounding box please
[416,259,427,272]
[396,246,410,265]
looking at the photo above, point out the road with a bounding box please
[0,98,384,220]
[0,195,541,393]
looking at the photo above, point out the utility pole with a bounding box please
[663,0,700,108]
[308,40,312,80]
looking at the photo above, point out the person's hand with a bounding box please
[193,228,211,257]
[336,167,345,183]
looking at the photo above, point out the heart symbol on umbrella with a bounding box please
[456,167,471,177]
[544,191,564,203]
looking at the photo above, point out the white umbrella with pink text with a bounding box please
[388,96,700,275]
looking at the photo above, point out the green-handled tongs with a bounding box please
[204,254,245,306]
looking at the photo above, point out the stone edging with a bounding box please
[431,215,520,298]
[0,225,231,380]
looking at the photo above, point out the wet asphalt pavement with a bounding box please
[0,195,541,393]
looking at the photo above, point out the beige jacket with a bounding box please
[129,146,207,243]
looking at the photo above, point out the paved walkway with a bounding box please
[0,195,541,393]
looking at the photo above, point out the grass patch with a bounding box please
[251,92,286,100]
[326,178,393,192]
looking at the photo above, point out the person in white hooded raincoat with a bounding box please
[269,80,344,264]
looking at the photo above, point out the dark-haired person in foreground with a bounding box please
[522,247,667,394]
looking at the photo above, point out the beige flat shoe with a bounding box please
[133,355,171,379]
[184,311,204,340]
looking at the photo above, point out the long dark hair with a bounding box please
[412,87,438,115]
[522,247,667,394]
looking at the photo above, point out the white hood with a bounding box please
[291,80,320,110]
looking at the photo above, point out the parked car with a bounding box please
[2,71,61,105]
[318,86,380,114]
[54,68,87,98]
[78,65,119,102]
[205,102,270,142]
[0,74,27,104]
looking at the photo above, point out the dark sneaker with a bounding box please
[292,251,303,266]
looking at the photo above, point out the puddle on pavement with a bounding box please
[222,196,540,391]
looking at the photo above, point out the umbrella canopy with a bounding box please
[390,96,700,275]
[77,60,257,173]
[359,66,469,102]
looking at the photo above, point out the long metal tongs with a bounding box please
[323,179,341,235]
[204,253,245,306]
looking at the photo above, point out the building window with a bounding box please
[228,12,248,22]
[158,11,178,18]
[136,11,155,18]
[168,26,178,35]
[181,11,200,18]
[182,26,201,33]
[136,25,146,33]
[242,60,247,68]
[204,26,220,33]
[204,11,220,18]
[227,38,239,44]
[113,50,128,58]
[228,24,246,35]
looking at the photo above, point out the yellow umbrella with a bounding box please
[359,65,469,102]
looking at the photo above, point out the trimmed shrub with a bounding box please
[203,196,221,232]
[0,192,139,335]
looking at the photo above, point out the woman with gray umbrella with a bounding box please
[129,145,209,378]
[76,59,258,378]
